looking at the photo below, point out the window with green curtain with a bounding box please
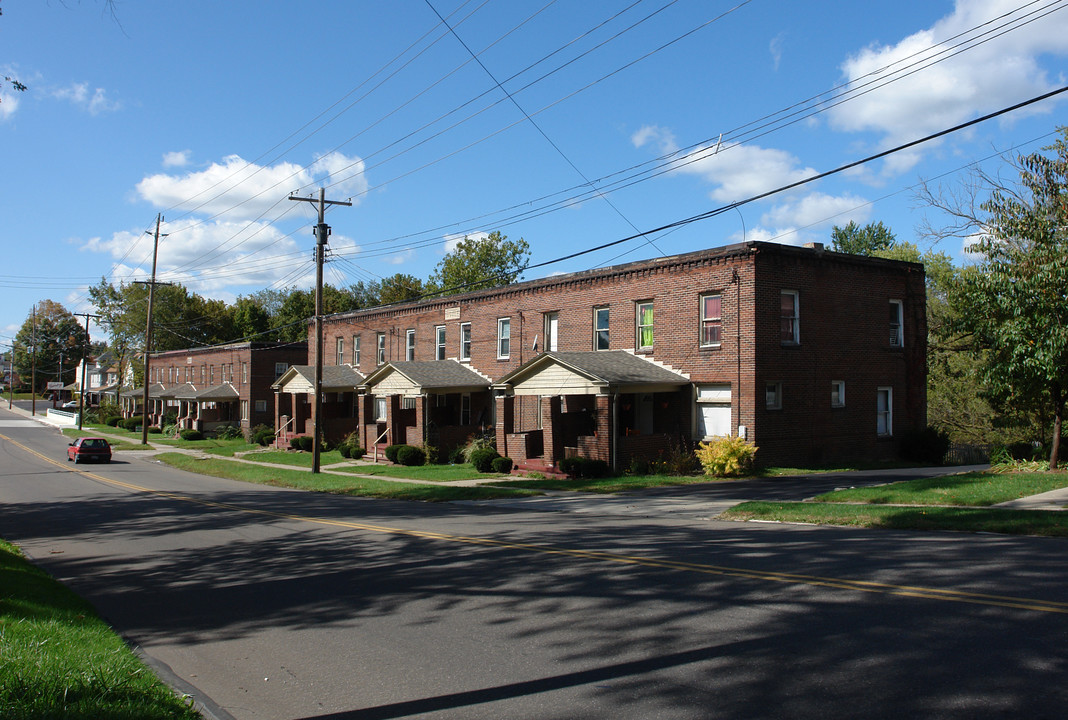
[637,302,654,348]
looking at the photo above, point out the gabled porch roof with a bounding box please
[121,383,166,399]
[360,360,491,396]
[194,382,240,401]
[161,383,199,400]
[495,351,690,396]
[272,364,364,393]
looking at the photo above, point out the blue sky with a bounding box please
[2,0,1067,346]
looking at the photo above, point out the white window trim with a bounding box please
[700,293,723,347]
[766,382,782,410]
[636,301,654,350]
[353,335,361,366]
[497,317,511,359]
[435,325,446,361]
[594,306,609,351]
[377,332,386,365]
[781,290,799,345]
[877,386,893,437]
[831,380,846,408]
[406,329,416,361]
[889,299,904,348]
[459,322,472,361]
[336,337,344,366]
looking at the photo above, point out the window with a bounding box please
[406,329,416,361]
[701,294,722,347]
[497,318,511,359]
[544,312,559,352]
[255,399,267,413]
[594,307,610,350]
[274,362,288,380]
[375,396,388,421]
[240,400,249,422]
[401,396,417,410]
[831,380,846,408]
[209,366,215,384]
[460,322,472,361]
[436,326,446,360]
[461,393,471,425]
[168,367,174,384]
[201,365,206,384]
[377,332,386,365]
[781,291,799,344]
[352,335,361,366]
[636,301,654,349]
[889,300,903,347]
[336,337,344,366]
[766,382,782,410]
[241,362,248,385]
[877,387,893,436]
[696,384,732,438]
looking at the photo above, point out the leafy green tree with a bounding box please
[930,130,1068,468]
[830,220,897,255]
[378,273,424,305]
[427,231,530,295]
[230,296,272,341]
[12,300,87,393]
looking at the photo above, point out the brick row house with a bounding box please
[122,342,307,435]
[293,241,926,471]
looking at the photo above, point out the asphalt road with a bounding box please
[0,409,1064,720]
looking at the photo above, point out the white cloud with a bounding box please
[770,33,785,71]
[673,142,819,204]
[442,230,488,254]
[760,192,871,229]
[631,124,678,155]
[162,150,191,168]
[0,90,19,120]
[136,151,369,222]
[52,82,120,115]
[829,0,1068,159]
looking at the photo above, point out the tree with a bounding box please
[427,231,530,295]
[12,300,88,394]
[921,128,1068,469]
[378,273,424,305]
[830,220,897,255]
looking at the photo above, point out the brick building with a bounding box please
[307,241,926,470]
[122,342,306,436]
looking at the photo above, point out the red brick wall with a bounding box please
[311,243,925,468]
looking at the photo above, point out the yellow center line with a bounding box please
[5,432,1066,614]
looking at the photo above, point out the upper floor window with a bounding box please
[406,329,416,361]
[497,318,511,359]
[460,322,472,361]
[543,312,559,352]
[241,362,248,385]
[209,365,215,384]
[877,387,893,436]
[336,337,344,366]
[781,290,799,345]
[376,333,386,365]
[889,300,903,347]
[352,335,361,366]
[766,382,782,410]
[594,307,610,351]
[274,362,287,380]
[636,301,654,350]
[436,325,446,360]
[701,294,722,347]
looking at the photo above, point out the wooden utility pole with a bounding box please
[30,305,36,417]
[137,215,166,445]
[288,188,351,473]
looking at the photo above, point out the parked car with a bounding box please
[67,437,112,464]
[61,400,79,409]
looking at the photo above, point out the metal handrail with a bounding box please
[275,415,296,446]
[372,426,390,463]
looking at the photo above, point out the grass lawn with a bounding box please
[155,452,540,502]
[498,473,726,494]
[0,540,201,720]
[808,471,1068,506]
[329,462,495,482]
[720,469,1068,537]
[234,449,347,467]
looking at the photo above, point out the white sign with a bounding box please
[46,381,64,390]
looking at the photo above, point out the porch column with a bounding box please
[495,395,513,459]
[414,396,427,447]
[595,394,612,465]
[542,395,562,468]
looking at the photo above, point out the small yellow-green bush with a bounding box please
[695,436,758,477]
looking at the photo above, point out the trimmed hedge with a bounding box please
[179,429,204,441]
[558,456,610,479]
[491,456,514,474]
[470,448,501,473]
[396,445,426,466]
[385,444,406,463]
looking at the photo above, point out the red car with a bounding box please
[67,437,112,464]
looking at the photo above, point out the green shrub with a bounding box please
[216,425,243,440]
[385,444,406,463]
[558,456,581,476]
[629,457,651,476]
[461,431,497,462]
[695,436,757,477]
[163,411,177,427]
[338,442,352,458]
[289,437,302,451]
[162,423,178,437]
[900,426,951,465]
[350,445,366,459]
[422,443,441,465]
[179,429,204,441]
[558,456,610,479]
[396,445,426,466]
[297,436,314,452]
[448,446,466,464]
[251,424,275,446]
[119,417,140,431]
[148,426,163,434]
[470,448,501,473]
[491,456,514,474]
[105,415,122,427]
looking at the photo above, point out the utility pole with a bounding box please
[73,313,99,431]
[288,188,351,473]
[136,215,168,445]
[31,304,36,417]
